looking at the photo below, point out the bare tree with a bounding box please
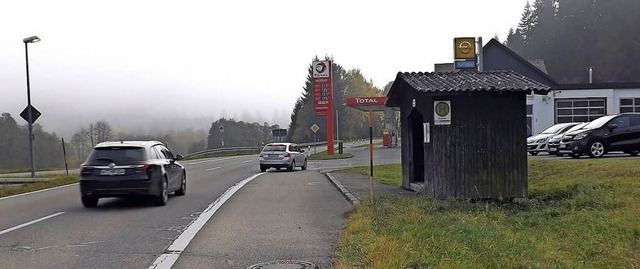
[94,120,113,143]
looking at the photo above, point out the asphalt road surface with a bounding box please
[0,142,398,269]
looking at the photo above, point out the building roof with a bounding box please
[555,82,640,90]
[386,70,550,107]
[483,39,557,87]
[399,70,549,93]
[527,59,548,74]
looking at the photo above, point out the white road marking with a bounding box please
[0,184,78,201]
[0,212,65,236]
[184,156,246,165]
[241,160,254,164]
[149,173,265,269]
[204,167,221,172]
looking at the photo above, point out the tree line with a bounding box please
[505,0,640,83]
[0,114,207,170]
[286,58,387,143]
[204,58,389,148]
[1,57,393,171]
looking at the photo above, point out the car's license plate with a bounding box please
[100,169,125,176]
[560,144,567,149]
[269,154,280,158]
[549,148,557,152]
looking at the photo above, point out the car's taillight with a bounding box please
[134,162,154,172]
[80,166,94,176]
[284,152,290,157]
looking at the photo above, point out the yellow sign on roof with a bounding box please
[454,37,476,59]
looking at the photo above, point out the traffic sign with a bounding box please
[310,124,320,133]
[20,105,41,124]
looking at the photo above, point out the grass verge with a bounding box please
[308,152,354,160]
[335,159,640,268]
[0,167,66,175]
[0,175,78,198]
[353,141,384,148]
[333,164,402,187]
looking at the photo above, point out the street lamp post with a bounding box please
[24,35,40,178]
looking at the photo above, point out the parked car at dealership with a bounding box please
[560,113,640,158]
[259,142,308,172]
[527,122,581,155]
[547,122,589,156]
[79,141,186,207]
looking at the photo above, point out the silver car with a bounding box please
[259,143,308,172]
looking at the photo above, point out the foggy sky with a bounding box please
[0,0,528,138]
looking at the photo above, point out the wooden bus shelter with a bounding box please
[386,71,549,199]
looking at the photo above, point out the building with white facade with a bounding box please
[451,39,640,134]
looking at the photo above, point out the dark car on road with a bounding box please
[79,141,186,207]
[259,142,308,172]
[560,113,640,158]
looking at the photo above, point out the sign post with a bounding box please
[368,110,374,203]
[345,96,388,203]
[454,37,477,70]
[310,124,320,154]
[312,60,334,155]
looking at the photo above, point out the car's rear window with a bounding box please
[263,145,287,152]
[87,147,146,163]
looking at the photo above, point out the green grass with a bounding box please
[0,175,78,198]
[335,159,640,269]
[334,164,402,187]
[354,141,384,148]
[308,152,354,160]
[0,167,66,175]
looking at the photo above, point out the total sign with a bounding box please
[346,97,387,107]
[312,60,331,78]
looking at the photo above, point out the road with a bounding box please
[0,142,400,269]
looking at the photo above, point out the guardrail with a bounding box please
[183,141,329,159]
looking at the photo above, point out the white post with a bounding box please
[477,37,484,72]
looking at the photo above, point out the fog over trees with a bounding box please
[2,0,638,170]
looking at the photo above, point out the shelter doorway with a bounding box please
[408,109,424,183]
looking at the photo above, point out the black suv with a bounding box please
[79,141,186,207]
[561,113,640,158]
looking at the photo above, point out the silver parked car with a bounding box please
[259,143,308,172]
[527,122,581,155]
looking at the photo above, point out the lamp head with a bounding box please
[23,36,41,43]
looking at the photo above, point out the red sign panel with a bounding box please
[312,60,334,155]
[346,97,387,107]
[313,77,331,113]
[313,61,332,115]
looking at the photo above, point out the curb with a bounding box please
[325,173,360,205]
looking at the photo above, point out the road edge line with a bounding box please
[0,212,65,236]
[148,172,265,269]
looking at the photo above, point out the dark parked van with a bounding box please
[560,113,640,158]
